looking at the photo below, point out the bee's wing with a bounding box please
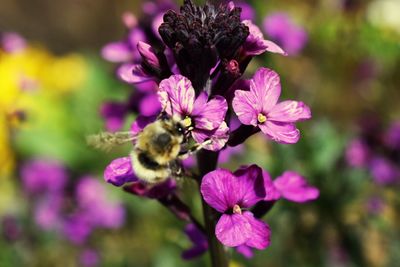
[86,131,138,152]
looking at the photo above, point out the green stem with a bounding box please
[197,150,229,267]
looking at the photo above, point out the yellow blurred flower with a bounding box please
[0,38,88,177]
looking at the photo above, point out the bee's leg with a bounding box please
[178,140,212,159]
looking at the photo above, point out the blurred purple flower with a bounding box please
[21,159,67,195]
[104,157,137,186]
[345,139,370,168]
[370,157,399,185]
[63,214,92,245]
[34,195,63,231]
[272,171,319,203]
[0,32,26,53]
[200,166,271,249]
[384,122,400,150]
[76,177,125,228]
[101,16,147,63]
[232,67,311,144]
[158,75,228,150]
[100,102,128,132]
[182,223,208,260]
[80,249,100,267]
[263,12,308,56]
[366,196,385,215]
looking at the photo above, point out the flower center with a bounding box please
[182,116,192,128]
[232,204,242,215]
[257,113,267,123]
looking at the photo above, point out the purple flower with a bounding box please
[370,157,399,185]
[104,157,137,186]
[21,159,67,194]
[158,75,228,150]
[182,223,208,260]
[272,171,319,203]
[200,166,271,249]
[232,67,311,144]
[242,20,286,56]
[76,177,125,228]
[63,214,92,245]
[345,139,370,168]
[34,195,63,231]
[263,12,308,56]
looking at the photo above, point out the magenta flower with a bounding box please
[200,166,271,249]
[242,20,286,56]
[263,12,308,56]
[232,67,311,144]
[158,75,228,150]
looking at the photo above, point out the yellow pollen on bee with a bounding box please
[257,113,267,123]
[232,204,242,215]
[182,116,192,128]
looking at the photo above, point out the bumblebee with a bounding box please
[88,113,203,184]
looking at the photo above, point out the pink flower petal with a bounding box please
[200,169,240,212]
[193,95,228,131]
[259,121,300,144]
[215,214,252,247]
[242,211,271,249]
[273,171,319,202]
[251,68,281,113]
[117,64,153,84]
[192,121,229,151]
[158,75,195,117]
[232,90,258,126]
[233,165,266,208]
[268,100,311,123]
[101,42,132,62]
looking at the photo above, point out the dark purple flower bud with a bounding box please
[2,215,22,242]
[159,0,249,91]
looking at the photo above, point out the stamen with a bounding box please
[257,113,267,123]
[182,116,192,128]
[232,204,242,214]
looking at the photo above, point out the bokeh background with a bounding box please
[1,0,399,266]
